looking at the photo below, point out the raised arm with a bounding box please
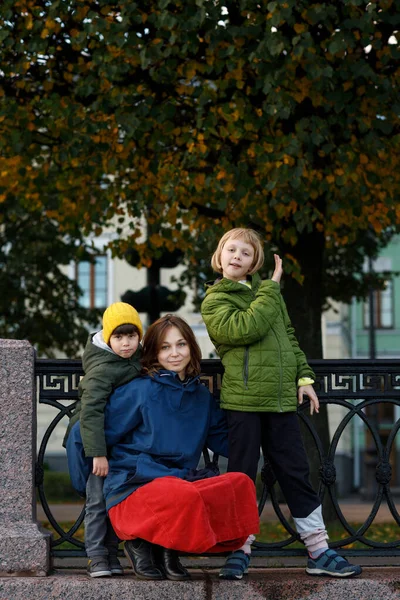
[201,280,282,347]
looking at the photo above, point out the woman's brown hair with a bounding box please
[141,314,202,377]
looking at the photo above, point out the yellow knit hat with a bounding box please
[102,302,143,344]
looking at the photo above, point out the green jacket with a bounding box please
[200,273,315,413]
[63,332,141,457]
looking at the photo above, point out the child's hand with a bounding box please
[298,385,320,415]
[93,456,109,477]
[271,254,283,283]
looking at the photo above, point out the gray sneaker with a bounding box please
[87,557,112,578]
[306,549,362,578]
[109,555,124,575]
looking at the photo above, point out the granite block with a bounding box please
[0,340,51,576]
[0,568,399,600]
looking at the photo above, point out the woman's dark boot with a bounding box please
[158,547,191,581]
[123,539,165,580]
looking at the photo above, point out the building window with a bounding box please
[76,255,108,309]
[363,280,394,329]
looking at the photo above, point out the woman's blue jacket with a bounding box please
[66,370,229,511]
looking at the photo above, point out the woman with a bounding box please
[102,314,260,580]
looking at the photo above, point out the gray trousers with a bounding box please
[85,473,119,558]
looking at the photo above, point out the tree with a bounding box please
[1,0,400,358]
[0,196,100,357]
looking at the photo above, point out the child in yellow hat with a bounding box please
[65,302,143,578]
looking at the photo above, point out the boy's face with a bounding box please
[220,238,255,282]
[109,332,139,358]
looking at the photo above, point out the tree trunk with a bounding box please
[281,230,336,521]
[281,230,324,360]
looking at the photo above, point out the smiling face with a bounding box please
[220,238,255,282]
[157,325,191,380]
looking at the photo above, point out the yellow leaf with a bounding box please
[45,18,57,29]
[294,23,306,34]
[149,233,164,248]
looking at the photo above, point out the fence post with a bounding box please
[0,339,51,576]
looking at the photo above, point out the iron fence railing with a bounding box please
[35,358,400,558]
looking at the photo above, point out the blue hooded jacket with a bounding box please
[66,370,229,511]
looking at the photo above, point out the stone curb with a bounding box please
[1,567,400,600]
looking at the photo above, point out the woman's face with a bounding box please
[157,325,191,380]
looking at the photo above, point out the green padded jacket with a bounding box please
[63,332,141,457]
[200,273,315,413]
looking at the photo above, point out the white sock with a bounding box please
[238,534,256,555]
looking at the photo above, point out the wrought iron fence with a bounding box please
[35,358,400,558]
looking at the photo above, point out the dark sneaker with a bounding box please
[87,557,112,578]
[219,550,250,580]
[306,549,362,578]
[109,555,124,575]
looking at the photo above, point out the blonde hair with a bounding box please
[211,228,264,275]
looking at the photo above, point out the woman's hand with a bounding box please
[92,456,109,477]
[271,254,283,283]
[298,385,320,415]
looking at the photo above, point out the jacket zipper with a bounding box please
[243,346,249,389]
[271,328,283,411]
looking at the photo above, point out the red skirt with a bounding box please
[108,472,259,554]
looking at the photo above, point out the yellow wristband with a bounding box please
[297,377,315,387]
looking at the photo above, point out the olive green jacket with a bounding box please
[201,273,315,412]
[63,332,141,457]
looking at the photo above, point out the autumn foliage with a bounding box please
[1,0,400,355]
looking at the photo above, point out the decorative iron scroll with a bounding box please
[35,358,400,558]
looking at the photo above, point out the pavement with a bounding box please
[1,567,400,600]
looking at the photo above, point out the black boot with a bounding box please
[123,539,165,580]
[158,547,191,581]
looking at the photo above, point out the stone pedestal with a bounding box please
[0,340,50,576]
